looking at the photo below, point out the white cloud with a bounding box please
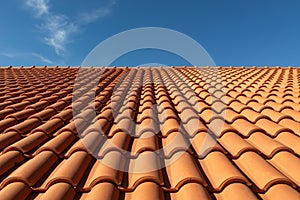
[25,0,78,56]
[0,52,14,58]
[26,0,49,17]
[0,52,54,64]
[30,53,53,64]
[78,8,111,24]
[41,15,78,55]
[25,0,117,56]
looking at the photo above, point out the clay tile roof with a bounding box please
[0,66,300,199]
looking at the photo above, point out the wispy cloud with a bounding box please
[40,15,78,55]
[25,0,77,56]
[0,52,53,64]
[30,53,53,64]
[26,0,49,17]
[24,0,116,56]
[78,8,112,24]
[78,0,116,24]
[0,52,15,58]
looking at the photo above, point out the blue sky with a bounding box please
[0,0,299,66]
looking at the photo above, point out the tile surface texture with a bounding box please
[0,66,300,200]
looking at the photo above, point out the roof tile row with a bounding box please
[0,67,300,199]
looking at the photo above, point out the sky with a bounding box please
[0,0,299,66]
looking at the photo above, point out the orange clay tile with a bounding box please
[34,130,76,155]
[246,132,292,157]
[2,131,48,154]
[0,131,21,150]
[165,151,207,189]
[0,151,25,176]
[35,183,76,200]
[0,182,32,200]
[131,134,159,155]
[97,132,130,156]
[199,151,250,191]
[84,152,126,188]
[268,151,300,185]
[231,118,263,137]
[0,67,300,199]
[275,131,300,155]
[0,151,58,189]
[127,151,163,189]
[259,184,300,200]
[124,182,164,200]
[81,182,120,200]
[234,151,292,191]
[191,132,226,158]
[169,183,211,200]
[214,183,258,200]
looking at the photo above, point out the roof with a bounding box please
[0,66,300,200]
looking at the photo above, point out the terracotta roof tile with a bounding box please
[81,182,119,200]
[0,67,300,199]
[199,151,250,191]
[0,182,32,200]
[268,151,300,185]
[234,152,293,191]
[275,131,300,155]
[218,132,256,158]
[246,132,292,157]
[259,184,300,200]
[171,183,212,200]
[124,182,164,200]
[214,183,258,200]
[36,182,76,200]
